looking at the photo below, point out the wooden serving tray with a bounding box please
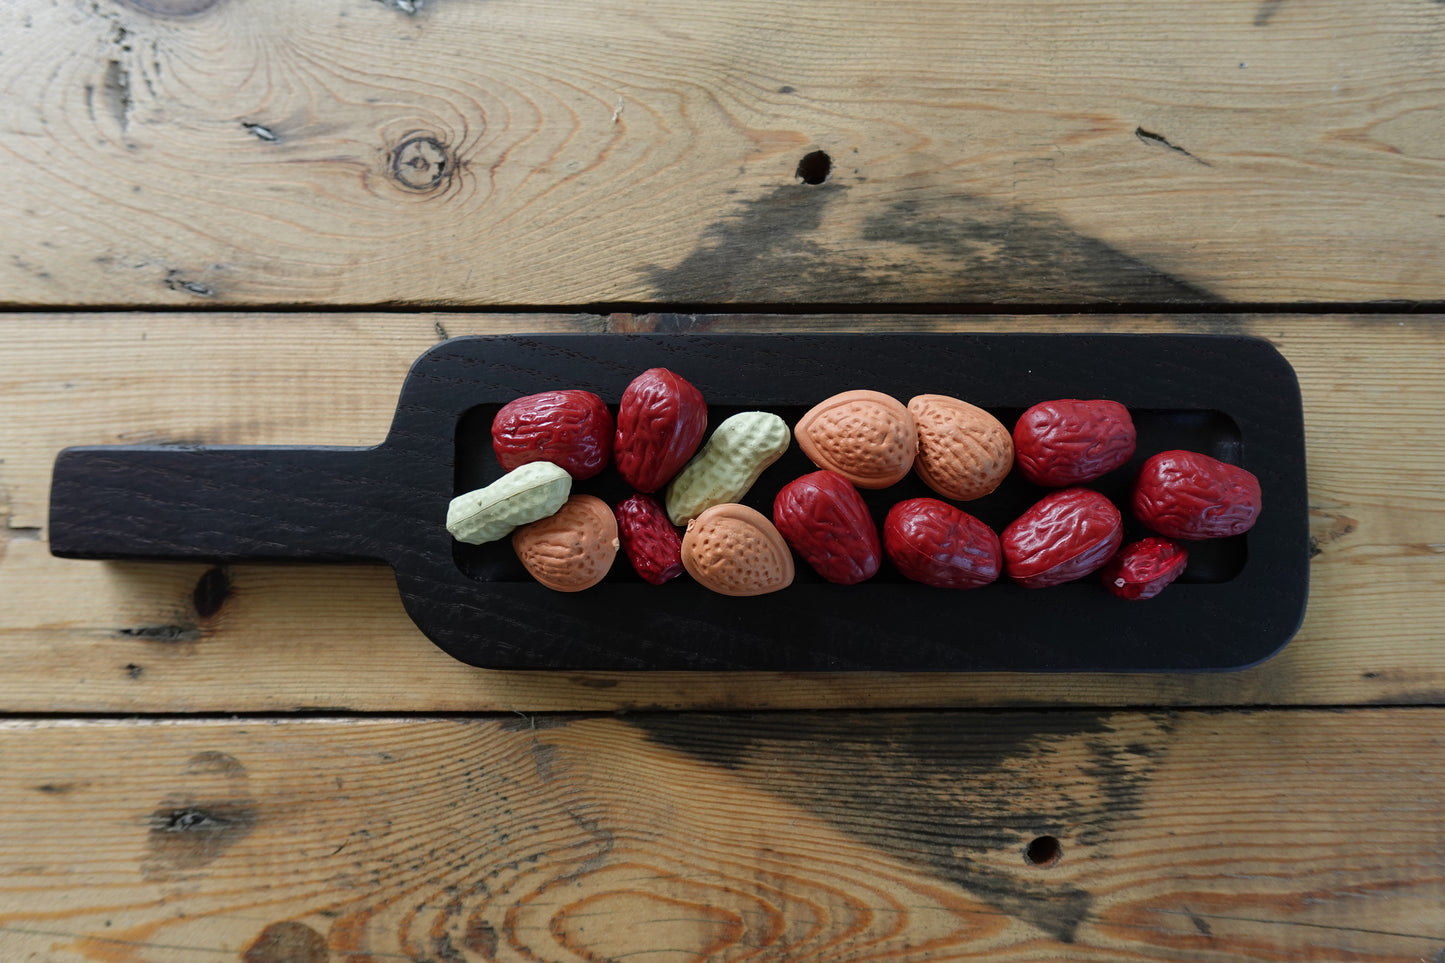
[49,333,1308,671]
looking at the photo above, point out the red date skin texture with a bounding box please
[1133,450,1262,540]
[773,470,881,585]
[883,498,1001,590]
[1101,537,1188,600]
[613,368,708,493]
[1002,487,1124,588]
[615,493,685,585]
[492,390,613,480]
[1013,399,1136,487]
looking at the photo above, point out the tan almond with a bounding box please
[795,389,917,489]
[511,494,619,592]
[680,503,795,596]
[908,394,1015,500]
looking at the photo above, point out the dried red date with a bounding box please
[883,498,1001,590]
[1013,399,1136,487]
[1133,450,1261,539]
[613,368,708,493]
[492,389,613,480]
[773,470,881,585]
[1101,537,1188,600]
[615,493,685,585]
[1002,488,1123,588]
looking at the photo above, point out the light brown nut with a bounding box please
[511,495,619,592]
[908,394,1015,500]
[680,503,795,596]
[795,389,917,489]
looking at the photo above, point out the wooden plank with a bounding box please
[0,710,1441,961]
[1,313,1442,710]
[1,0,1442,306]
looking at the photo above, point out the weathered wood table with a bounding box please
[2,1,1443,960]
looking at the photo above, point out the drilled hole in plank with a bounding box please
[795,150,832,185]
[1025,835,1062,867]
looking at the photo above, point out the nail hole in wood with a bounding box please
[795,150,831,185]
[1025,835,1062,867]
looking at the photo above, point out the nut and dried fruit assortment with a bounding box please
[448,368,1262,603]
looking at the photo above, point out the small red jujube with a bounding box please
[492,389,614,480]
[883,498,1001,590]
[1133,450,1261,540]
[1100,537,1189,600]
[773,470,882,585]
[613,369,708,493]
[615,493,686,585]
[1013,399,1136,487]
[1001,488,1124,588]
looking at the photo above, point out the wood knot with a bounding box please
[243,921,328,963]
[390,134,453,192]
[120,0,226,17]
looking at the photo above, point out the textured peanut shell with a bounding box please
[908,394,1014,501]
[666,411,791,525]
[680,503,795,596]
[446,461,572,545]
[795,390,917,489]
[511,495,619,592]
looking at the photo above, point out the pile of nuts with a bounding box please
[446,368,1262,600]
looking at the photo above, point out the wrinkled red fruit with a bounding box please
[492,389,613,480]
[615,493,685,585]
[1002,488,1123,588]
[773,470,881,585]
[1133,450,1262,540]
[613,368,708,493]
[1013,399,1136,487]
[883,497,1001,589]
[1101,537,1188,600]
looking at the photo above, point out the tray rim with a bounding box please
[391,330,1310,673]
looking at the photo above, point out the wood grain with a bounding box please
[0,313,1441,709]
[1,0,1443,306]
[0,710,1441,961]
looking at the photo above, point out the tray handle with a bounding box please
[49,445,392,563]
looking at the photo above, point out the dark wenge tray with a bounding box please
[49,334,1309,671]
